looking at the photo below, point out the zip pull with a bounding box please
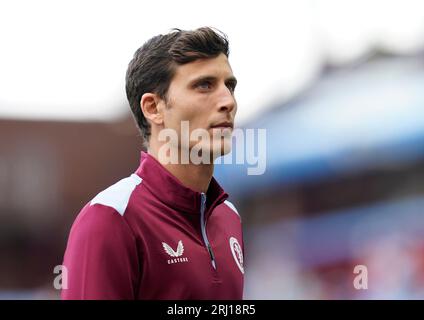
[207,244,217,270]
[200,193,217,270]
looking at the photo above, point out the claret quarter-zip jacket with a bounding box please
[62,151,244,300]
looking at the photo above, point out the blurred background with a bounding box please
[1,0,424,299]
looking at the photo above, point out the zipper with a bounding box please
[200,192,217,270]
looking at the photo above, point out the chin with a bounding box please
[188,136,232,164]
[212,138,232,158]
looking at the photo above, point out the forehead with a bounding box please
[172,53,234,84]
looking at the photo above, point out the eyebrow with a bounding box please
[189,75,238,86]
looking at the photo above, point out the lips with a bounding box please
[210,122,234,129]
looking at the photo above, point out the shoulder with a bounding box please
[222,199,241,220]
[90,173,143,216]
[67,173,143,242]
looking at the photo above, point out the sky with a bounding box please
[0,0,423,125]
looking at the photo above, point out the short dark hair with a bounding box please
[125,27,230,143]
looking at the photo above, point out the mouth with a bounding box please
[210,121,234,130]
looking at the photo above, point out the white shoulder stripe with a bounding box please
[224,200,240,219]
[90,173,142,216]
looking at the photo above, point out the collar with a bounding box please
[135,151,228,215]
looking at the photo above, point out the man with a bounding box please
[62,27,244,299]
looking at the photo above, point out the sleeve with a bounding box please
[61,203,140,300]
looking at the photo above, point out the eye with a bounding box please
[196,80,213,90]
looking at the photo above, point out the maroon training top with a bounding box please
[62,151,244,299]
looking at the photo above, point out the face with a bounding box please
[159,53,237,162]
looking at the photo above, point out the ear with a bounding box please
[140,93,164,126]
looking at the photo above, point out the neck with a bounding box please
[147,146,214,194]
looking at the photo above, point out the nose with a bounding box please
[217,84,236,114]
